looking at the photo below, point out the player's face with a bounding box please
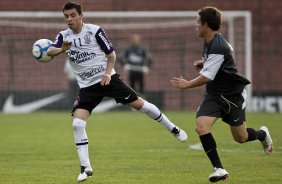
[196,15,205,38]
[63,8,83,33]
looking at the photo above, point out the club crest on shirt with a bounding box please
[84,31,93,44]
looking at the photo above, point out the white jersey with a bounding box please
[52,23,116,88]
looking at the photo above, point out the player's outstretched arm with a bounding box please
[170,75,210,89]
[47,40,72,57]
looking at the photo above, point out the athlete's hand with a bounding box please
[194,60,203,72]
[47,41,72,57]
[170,76,189,89]
[101,73,111,86]
[62,40,72,52]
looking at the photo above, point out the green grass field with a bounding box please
[0,111,281,184]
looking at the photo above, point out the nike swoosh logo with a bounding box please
[234,117,240,122]
[3,93,66,114]
[125,94,131,100]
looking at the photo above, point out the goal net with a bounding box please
[0,11,252,113]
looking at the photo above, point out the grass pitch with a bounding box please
[0,111,281,184]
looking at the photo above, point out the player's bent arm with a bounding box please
[100,51,116,86]
[105,51,116,75]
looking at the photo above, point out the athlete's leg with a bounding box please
[230,121,266,143]
[72,109,93,181]
[196,116,229,182]
[196,116,224,169]
[127,97,187,141]
[73,109,91,166]
[108,75,187,141]
[230,122,272,154]
[128,97,175,130]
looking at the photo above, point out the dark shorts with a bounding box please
[196,89,247,126]
[72,74,139,114]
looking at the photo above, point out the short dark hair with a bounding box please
[63,1,83,15]
[198,6,221,31]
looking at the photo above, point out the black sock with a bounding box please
[247,128,266,142]
[200,133,223,169]
[246,128,257,141]
[257,129,266,142]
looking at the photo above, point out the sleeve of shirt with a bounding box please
[199,54,224,80]
[52,33,63,48]
[95,28,114,54]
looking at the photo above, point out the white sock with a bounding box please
[72,118,91,167]
[139,101,175,131]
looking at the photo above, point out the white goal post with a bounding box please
[0,11,252,112]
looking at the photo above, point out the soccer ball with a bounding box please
[32,39,53,62]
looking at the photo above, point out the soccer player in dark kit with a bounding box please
[170,6,273,183]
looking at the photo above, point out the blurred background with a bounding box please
[0,0,281,113]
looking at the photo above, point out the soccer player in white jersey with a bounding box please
[170,6,273,183]
[47,2,187,182]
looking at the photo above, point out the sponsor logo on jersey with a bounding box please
[67,50,96,64]
[79,66,105,80]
